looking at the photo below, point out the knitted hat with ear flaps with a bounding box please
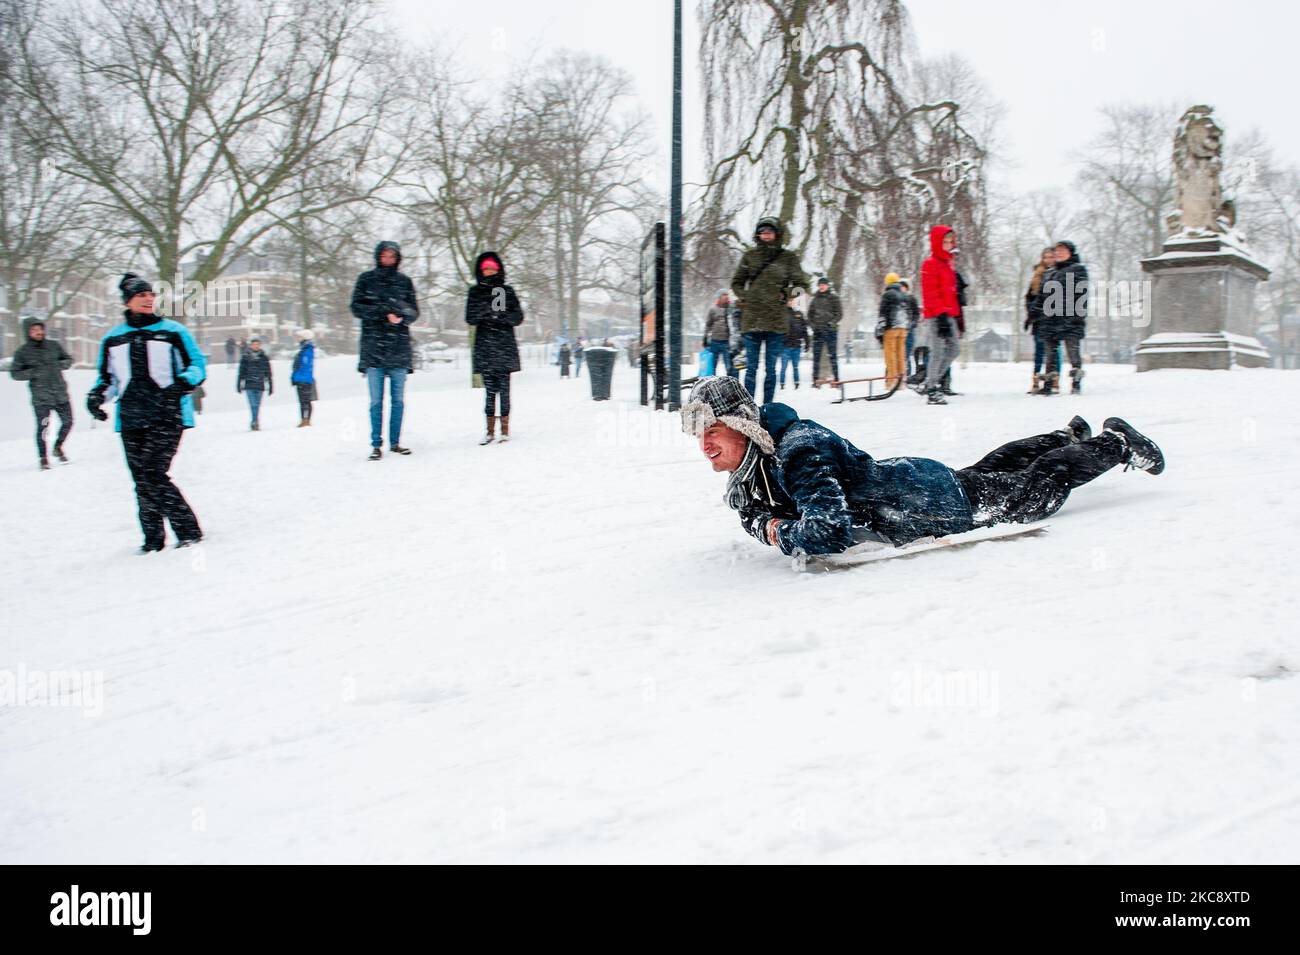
[680,376,775,456]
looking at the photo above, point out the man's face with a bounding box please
[28,324,45,341]
[699,423,748,473]
[481,262,499,277]
[1054,245,1070,263]
[757,227,776,243]
[128,291,155,313]
[1041,250,1055,268]
[379,249,398,267]
[942,232,956,252]
[251,341,262,351]
[817,282,828,293]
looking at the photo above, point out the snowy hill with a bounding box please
[2,355,1297,863]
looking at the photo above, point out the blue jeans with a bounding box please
[906,328,915,375]
[743,331,785,404]
[779,345,801,386]
[704,341,734,377]
[245,388,263,425]
[367,367,407,448]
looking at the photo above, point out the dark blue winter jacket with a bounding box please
[747,403,975,554]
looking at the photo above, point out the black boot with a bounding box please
[1103,418,1165,475]
[368,447,382,461]
[390,445,412,455]
[1059,415,1091,443]
[1070,368,1085,394]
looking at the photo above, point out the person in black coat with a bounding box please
[350,240,420,458]
[1038,239,1089,395]
[9,317,74,468]
[236,337,273,431]
[465,251,523,444]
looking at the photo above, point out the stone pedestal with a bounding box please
[1135,232,1270,371]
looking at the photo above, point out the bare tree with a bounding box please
[0,0,128,348]
[9,0,414,310]
[528,51,657,338]
[1078,103,1180,258]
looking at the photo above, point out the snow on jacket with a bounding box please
[351,240,419,370]
[738,402,974,555]
[730,217,809,334]
[465,250,523,375]
[1039,250,1089,339]
[238,350,273,393]
[9,319,73,404]
[90,312,207,431]
[807,288,843,334]
[291,340,315,384]
[919,224,961,319]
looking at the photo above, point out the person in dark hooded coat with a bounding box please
[9,317,74,468]
[465,251,523,444]
[731,216,808,403]
[350,240,419,459]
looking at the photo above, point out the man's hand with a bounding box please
[740,508,776,545]
[86,388,109,421]
[766,518,783,547]
[935,313,955,339]
[387,313,401,324]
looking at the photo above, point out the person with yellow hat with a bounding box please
[875,273,911,388]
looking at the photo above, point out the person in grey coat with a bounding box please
[9,317,74,469]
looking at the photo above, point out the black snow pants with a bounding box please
[482,371,511,416]
[35,399,73,459]
[296,382,315,421]
[955,428,1126,526]
[121,426,202,549]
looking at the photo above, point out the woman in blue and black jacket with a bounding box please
[290,328,317,427]
[87,273,207,552]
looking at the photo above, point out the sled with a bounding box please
[792,522,1051,572]
[816,373,904,403]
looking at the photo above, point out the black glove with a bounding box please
[935,313,955,339]
[357,361,366,375]
[1024,317,1033,331]
[86,388,109,421]
[740,507,776,546]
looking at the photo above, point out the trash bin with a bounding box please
[585,346,617,400]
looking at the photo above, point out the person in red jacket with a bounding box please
[915,224,961,405]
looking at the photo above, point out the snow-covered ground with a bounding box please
[2,354,1297,863]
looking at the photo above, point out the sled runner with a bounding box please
[816,373,904,404]
[793,522,1051,572]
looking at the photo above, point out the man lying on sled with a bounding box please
[680,377,1164,556]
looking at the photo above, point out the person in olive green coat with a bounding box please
[730,216,808,403]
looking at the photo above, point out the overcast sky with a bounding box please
[392,0,1294,197]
